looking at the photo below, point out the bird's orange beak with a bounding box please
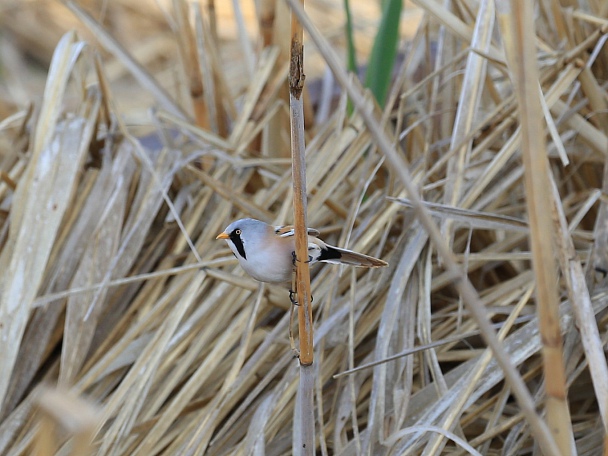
[216,232,230,240]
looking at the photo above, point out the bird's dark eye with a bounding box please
[235,229,242,236]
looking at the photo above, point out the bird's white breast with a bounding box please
[236,238,295,284]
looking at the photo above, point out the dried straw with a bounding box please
[0,0,606,455]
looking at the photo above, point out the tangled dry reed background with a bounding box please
[0,0,607,454]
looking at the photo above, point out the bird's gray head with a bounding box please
[216,218,268,260]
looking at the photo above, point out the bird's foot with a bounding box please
[289,289,299,306]
[291,251,313,265]
[289,289,314,305]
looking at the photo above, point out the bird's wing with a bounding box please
[275,226,388,268]
[274,225,320,237]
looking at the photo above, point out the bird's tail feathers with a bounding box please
[321,246,388,268]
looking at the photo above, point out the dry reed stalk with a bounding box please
[34,387,99,456]
[259,0,292,164]
[442,0,495,249]
[0,32,94,414]
[171,0,206,127]
[1,0,608,454]
[499,1,574,454]
[203,0,234,136]
[288,0,315,453]
[64,1,189,121]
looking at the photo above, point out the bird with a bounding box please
[216,218,388,284]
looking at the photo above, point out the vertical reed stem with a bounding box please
[500,1,574,454]
[289,7,312,366]
[289,0,314,453]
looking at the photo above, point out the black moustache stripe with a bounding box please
[230,231,247,260]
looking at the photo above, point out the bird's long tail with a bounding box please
[319,245,388,268]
